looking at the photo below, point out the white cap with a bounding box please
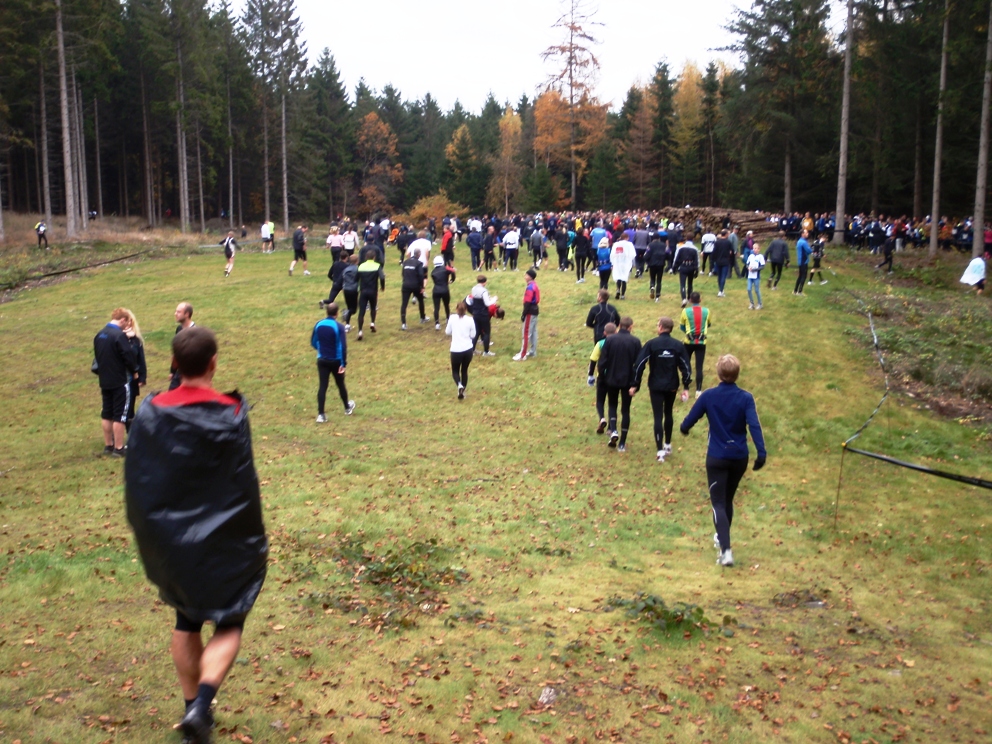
[433,256,444,266]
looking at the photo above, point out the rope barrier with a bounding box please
[832,262,992,528]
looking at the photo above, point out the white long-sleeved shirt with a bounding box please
[446,314,477,352]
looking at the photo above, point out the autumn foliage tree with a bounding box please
[486,107,524,214]
[619,90,658,209]
[356,111,403,213]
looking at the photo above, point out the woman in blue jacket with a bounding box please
[680,354,766,567]
[596,236,612,290]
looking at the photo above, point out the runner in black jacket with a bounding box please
[94,309,138,456]
[597,317,642,451]
[630,317,692,463]
[400,251,428,329]
[585,289,620,342]
[430,256,456,328]
[645,236,667,301]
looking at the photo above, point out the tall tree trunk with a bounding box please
[227,77,234,229]
[0,166,5,242]
[122,139,129,217]
[237,149,243,228]
[196,124,205,233]
[140,72,154,225]
[34,108,42,213]
[281,92,289,232]
[870,114,882,215]
[72,70,89,231]
[913,98,924,220]
[39,63,52,226]
[929,0,951,258]
[94,96,103,219]
[973,0,992,258]
[329,179,334,223]
[783,139,792,214]
[55,0,77,237]
[263,98,270,222]
[834,0,854,244]
[175,42,189,233]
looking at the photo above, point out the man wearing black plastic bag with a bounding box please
[125,326,267,744]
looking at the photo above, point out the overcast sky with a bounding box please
[228,0,780,112]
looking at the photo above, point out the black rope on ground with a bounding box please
[843,444,992,490]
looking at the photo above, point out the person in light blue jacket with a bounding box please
[794,230,812,295]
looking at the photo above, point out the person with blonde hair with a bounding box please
[679,354,766,567]
[120,309,147,431]
[93,307,138,456]
[326,225,345,264]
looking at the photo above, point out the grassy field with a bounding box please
[0,239,990,744]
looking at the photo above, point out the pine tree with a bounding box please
[486,107,523,214]
[648,61,675,208]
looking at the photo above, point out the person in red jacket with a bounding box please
[513,268,540,361]
[441,225,456,266]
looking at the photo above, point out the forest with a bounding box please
[1,0,992,237]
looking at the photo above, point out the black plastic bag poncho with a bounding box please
[124,391,267,625]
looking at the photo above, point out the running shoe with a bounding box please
[650,288,656,300]
[713,533,721,550]
[820,280,828,285]
[717,549,734,567]
[695,390,702,399]
[370,323,377,333]
[316,414,327,423]
[457,385,465,400]
[344,324,351,332]
[318,300,326,309]
[608,430,619,448]
[357,331,363,341]
[178,702,214,744]
[483,351,496,357]
[102,445,114,456]
[288,269,293,276]
[512,353,526,361]
[617,444,626,452]
[596,418,607,434]
[303,270,310,276]
[663,443,672,457]
[401,323,407,330]
[345,401,356,415]
[657,450,666,463]
[435,322,440,330]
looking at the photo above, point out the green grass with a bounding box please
[0,245,990,743]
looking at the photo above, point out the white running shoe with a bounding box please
[512,353,526,361]
[748,303,754,310]
[435,322,440,330]
[316,414,327,423]
[717,291,725,297]
[457,385,465,400]
[713,533,721,550]
[344,323,351,332]
[345,401,356,415]
[357,331,363,340]
[695,390,702,399]
[401,323,407,330]
[483,351,496,357]
[657,449,666,463]
[608,430,619,448]
[756,304,763,310]
[717,549,734,567]
[663,444,672,456]
[304,270,311,276]
[820,280,828,285]
[617,444,626,452]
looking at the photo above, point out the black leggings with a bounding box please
[615,279,627,297]
[769,262,784,286]
[679,272,694,301]
[649,389,677,448]
[450,350,472,387]
[596,374,608,421]
[433,293,451,322]
[649,267,664,293]
[357,290,377,330]
[505,250,518,270]
[706,456,748,552]
[575,255,587,280]
[401,288,425,323]
[483,252,495,270]
[686,344,706,392]
[317,359,349,414]
[599,268,611,289]
[794,265,808,293]
[607,386,632,445]
[343,290,358,322]
[472,315,491,353]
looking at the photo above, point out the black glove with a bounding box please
[679,427,689,437]
[520,313,525,322]
[753,456,766,472]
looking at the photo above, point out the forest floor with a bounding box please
[0,234,990,744]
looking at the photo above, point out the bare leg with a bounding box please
[112,421,126,449]
[171,626,242,697]
[171,630,204,700]
[101,419,113,447]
